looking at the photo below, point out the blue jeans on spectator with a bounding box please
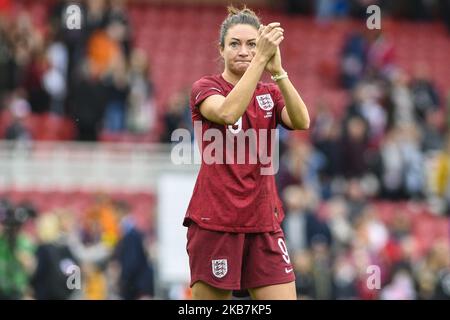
[104,101,126,132]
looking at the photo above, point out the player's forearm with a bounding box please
[277,77,310,129]
[219,56,267,125]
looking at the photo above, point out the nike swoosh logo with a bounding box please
[195,88,222,102]
[195,91,203,101]
[285,267,293,273]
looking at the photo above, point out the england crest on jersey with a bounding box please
[256,94,274,111]
[212,259,228,278]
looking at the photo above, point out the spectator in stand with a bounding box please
[5,91,32,141]
[126,48,155,134]
[43,29,68,115]
[345,83,387,147]
[282,185,332,252]
[161,90,192,143]
[70,59,107,141]
[430,241,450,299]
[0,15,15,99]
[400,125,425,198]
[340,116,370,178]
[49,0,85,89]
[380,267,417,300]
[379,125,424,199]
[340,30,367,89]
[366,29,395,77]
[0,199,36,300]
[312,98,343,188]
[429,134,450,213]
[84,0,109,38]
[31,212,79,300]
[325,196,353,249]
[344,178,369,224]
[378,128,405,199]
[310,240,334,299]
[103,54,129,132]
[390,69,416,127]
[107,0,132,59]
[113,201,154,300]
[410,64,440,122]
[360,205,389,254]
[315,0,350,24]
[332,251,358,299]
[14,14,50,114]
[292,250,315,299]
[277,138,326,194]
[421,109,445,152]
[415,240,450,299]
[86,21,121,79]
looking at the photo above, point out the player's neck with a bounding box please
[221,71,242,86]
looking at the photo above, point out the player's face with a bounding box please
[221,24,257,76]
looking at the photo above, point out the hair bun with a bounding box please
[227,5,257,18]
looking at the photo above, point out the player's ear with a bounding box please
[219,44,224,58]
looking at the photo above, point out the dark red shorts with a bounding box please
[186,223,295,290]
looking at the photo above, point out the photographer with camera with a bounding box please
[0,199,37,299]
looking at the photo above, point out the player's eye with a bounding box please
[230,42,239,48]
[248,42,256,49]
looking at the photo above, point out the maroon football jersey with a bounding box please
[184,74,289,233]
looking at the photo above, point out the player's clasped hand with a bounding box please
[256,22,284,62]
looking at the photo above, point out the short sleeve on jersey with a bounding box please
[191,78,225,108]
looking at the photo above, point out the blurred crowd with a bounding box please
[0,0,156,142]
[0,195,155,300]
[275,22,450,299]
[286,0,450,32]
[1,0,449,143]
